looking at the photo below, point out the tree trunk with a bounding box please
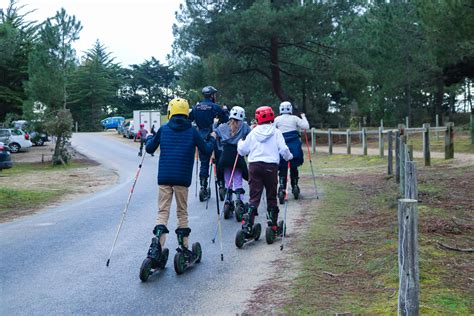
[270,36,288,102]
[301,78,307,114]
[406,84,412,126]
[448,90,456,121]
[434,76,445,125]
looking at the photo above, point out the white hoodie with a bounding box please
[237,124,293,164]
[274,113,309,133]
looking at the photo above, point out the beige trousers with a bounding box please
[156,185,189,248]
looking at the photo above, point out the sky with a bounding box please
[1,0,183,67]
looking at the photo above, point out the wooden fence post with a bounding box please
[444,122,454,159]
[346,129,351,154]
[404,161,418,200]
[328,128,333,155]
[405,116,409,142]
[362,127,367,156]
[388,131,393,175]
[408,144,414,161]
[423,123,431,166]
[400,142,406,196]
[396,131,400,183]
[311,127,315,154]
[398,199,419,316]
[379,126,384,158]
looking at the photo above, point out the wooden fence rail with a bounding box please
[308,122,455,164]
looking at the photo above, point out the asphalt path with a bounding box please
[0,132,285,315]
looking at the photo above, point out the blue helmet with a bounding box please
[202,86,218,98]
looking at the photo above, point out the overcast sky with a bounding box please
[1,0,183,67]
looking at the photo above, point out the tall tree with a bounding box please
[0,0,37,121]
[24,8,82,164]
[69,40,121,131]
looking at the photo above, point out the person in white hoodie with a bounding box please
[237,106,293,242]
[274,101,310,202]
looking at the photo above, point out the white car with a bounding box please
[0,128,33,153]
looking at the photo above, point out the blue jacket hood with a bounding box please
[168,115,192,131]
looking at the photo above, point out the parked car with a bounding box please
[0,128,12,145]
[11,120,49,146]
[0,128,33,153]
[0,141,13,171]
[29,131,49,146]
[117,119,132,135]
[101,116,125,130]
[124,121,136,139]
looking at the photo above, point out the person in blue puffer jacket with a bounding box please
[274,101,309,203]
[189,86,228,202]
[144,98,216,269]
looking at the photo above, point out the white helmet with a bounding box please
[229,106,245,121]
[279,101,293,114]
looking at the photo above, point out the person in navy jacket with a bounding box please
[189,86,228,201]
[145,97,216,259]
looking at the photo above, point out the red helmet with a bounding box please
[255,106,275,125]
[140,123,145,127]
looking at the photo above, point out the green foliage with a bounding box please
[0,0,37,121]
[173,1,473,127]
[68,40,121,131]
[22,8,81,164]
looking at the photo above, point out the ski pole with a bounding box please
[213,164,224,261]
[195,147,198,197]
[106,153,146,267]
[212,152,239,242]
[224,153,240,204]
[206,159,213,210]
[281,161,290,251]
[303,129,319,199]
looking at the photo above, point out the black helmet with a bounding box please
[202,86,218,98]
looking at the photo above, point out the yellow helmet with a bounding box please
[167,98,190,119]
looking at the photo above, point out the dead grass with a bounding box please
[0,143,118,222]
[244,152,474,314]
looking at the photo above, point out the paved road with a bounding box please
[0,133,285,315]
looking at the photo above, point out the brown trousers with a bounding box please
[248,162,278,208]
[156,185,189,248]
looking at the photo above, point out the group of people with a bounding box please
[142,85,309,274]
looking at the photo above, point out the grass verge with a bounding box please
[281,155,473,314]
[0,188,65,213]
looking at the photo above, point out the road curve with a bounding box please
[0,132,289,315]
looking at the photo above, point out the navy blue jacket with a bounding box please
[279,130,304,168]
[189,98,228,135]
[146,115,215,187]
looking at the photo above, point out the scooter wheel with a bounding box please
[159,248,169,269]
[174,252,186,275]
[265,226,275,244]
[223,203,232,219]
[139,258,153,282]
[235,229,246,248]
[235,207,244,222]
[253,223,262,241]
[278,220,287,237]
[192,242,202,264]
